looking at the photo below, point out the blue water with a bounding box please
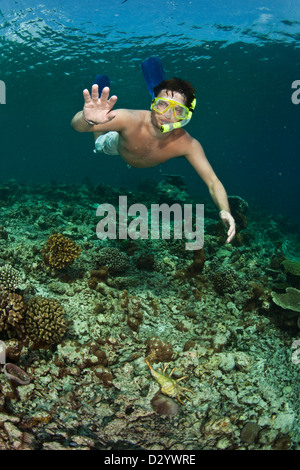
[0,0,299,223]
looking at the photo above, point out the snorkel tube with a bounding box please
[142,57,196,133]
[159,97,196,133]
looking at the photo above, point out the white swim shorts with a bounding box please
[94,131,120,155]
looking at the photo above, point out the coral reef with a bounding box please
[282,259,300,277]
[209,266,241,295]
[0,291,26,337]
[271,287,300,313]
[0,180,299,450]
[0,264,25,291]
[25,295,67,346]
[145,337,174,363]
[43,233,80,269]
[97,246,130,274]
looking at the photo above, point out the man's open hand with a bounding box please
[82,85,118,125]
[219,210,236,244]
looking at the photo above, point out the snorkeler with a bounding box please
[71,74,236,244]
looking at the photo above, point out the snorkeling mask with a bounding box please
[151,96,196,133]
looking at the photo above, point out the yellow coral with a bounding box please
[0,291,26,336]
[25,295,67,346]
[44,233,80,270]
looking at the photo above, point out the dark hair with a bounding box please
[153,77,196,110]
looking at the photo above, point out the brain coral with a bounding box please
[25,295,67,346]
[0,291,26,337]
[97,247,130,274]
[44,233,80,270]
[0,264,25,291]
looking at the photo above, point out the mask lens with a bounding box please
[152,98,189,120]
[152,99,169,113]
[174,105,188,119]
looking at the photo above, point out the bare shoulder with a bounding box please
[176,132,204,157]
[183,135,206,160]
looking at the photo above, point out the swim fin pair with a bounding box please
[93,57,165,98]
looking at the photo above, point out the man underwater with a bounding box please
[71,77,236,243]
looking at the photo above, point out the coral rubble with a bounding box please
[0,180,299,450]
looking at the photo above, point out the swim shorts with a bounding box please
[94,131,120,155]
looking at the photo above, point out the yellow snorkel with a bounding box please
[159,97,196,133]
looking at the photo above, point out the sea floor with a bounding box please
[0,178,299,450]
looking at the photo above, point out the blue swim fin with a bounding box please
[141,57,165,99]
[93,74,110,97]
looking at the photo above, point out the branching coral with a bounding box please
[97,247,130,274]
[0,291,26,337]
[44,233,80,269]
[210,267,240,295]
[0,264,25,291]
[25,295,67,346]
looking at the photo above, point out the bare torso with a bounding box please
[112,110,193,168]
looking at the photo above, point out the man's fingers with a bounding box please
[84,86,117,110]
[226,227,235,244]
[107,96,118,111]
[83,88,91,103]
[108,95,118,107]
[219,210,236,244]
[91,84,100,101]
[99,86,110,103]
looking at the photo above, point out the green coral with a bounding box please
[271,287,300,313]
[282,259,300,276]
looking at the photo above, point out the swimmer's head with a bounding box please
[152,78,196,133]
[153,77,196,111]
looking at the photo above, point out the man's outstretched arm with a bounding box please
[185,139,236,243]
